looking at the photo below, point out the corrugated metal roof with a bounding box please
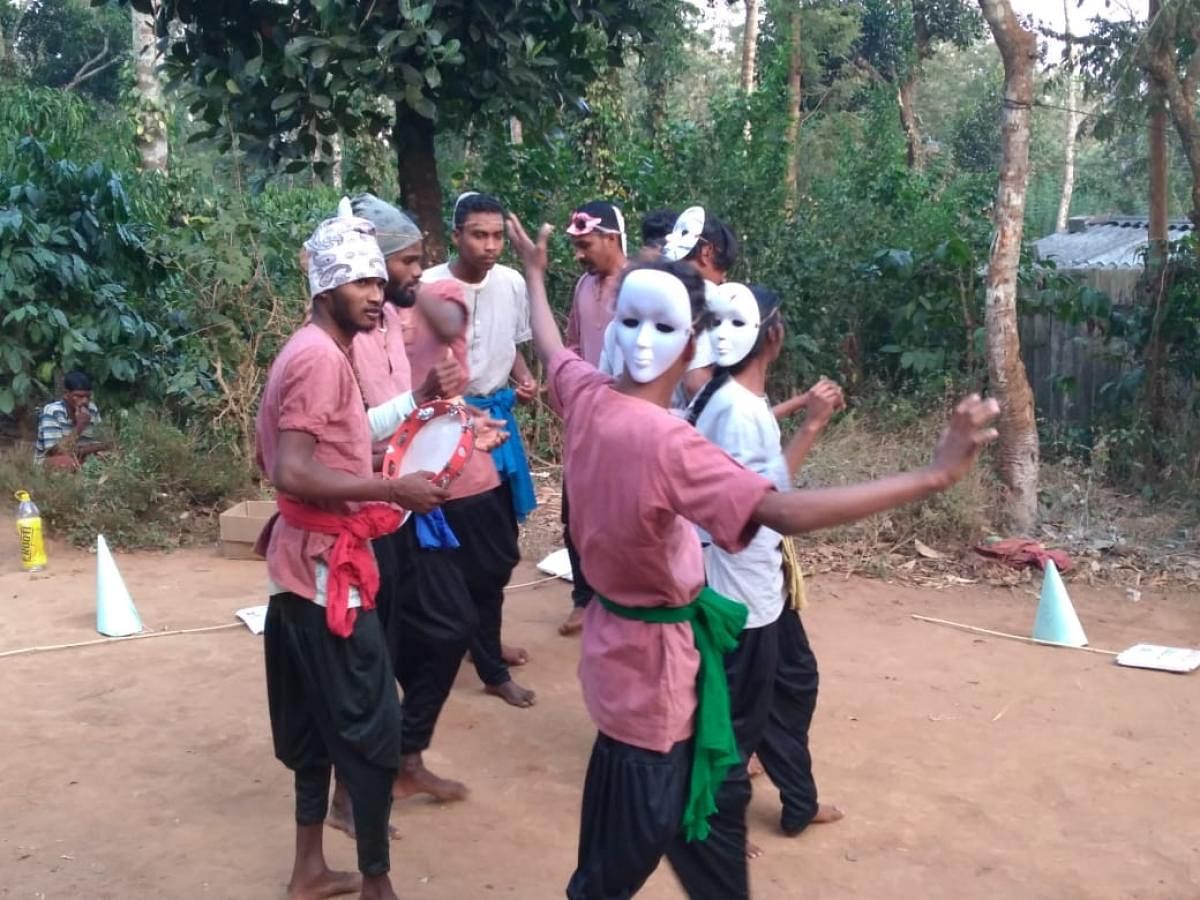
[1034,217,1193,270]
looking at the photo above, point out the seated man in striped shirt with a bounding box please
[35,371,110,471]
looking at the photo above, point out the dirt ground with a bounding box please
[2,537,1199,900]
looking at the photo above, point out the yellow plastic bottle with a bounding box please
[15,490,47,572]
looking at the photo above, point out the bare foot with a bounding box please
[502,643,529,666]
[558,608,585,636]
[746,840,765,861]
[485,680,536,707]
[394,754,469,802]
[287,867,361,899]
[747,754,764,778]
[811,803,845,824]
[328,790,400,841]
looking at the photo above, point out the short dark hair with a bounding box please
[690,214,738,273]
[453,192,505,229]
[63,371,92,392]
[641,208,678,246]
[619,259,709,325]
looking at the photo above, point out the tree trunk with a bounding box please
[740,0,760,93]
[394,103,446,263]
[509,116,523,145]
[1144,1,1200,229]
[1143,0,1173,441]
[979,0,1040,535]
[783,6,803,211]
[132,6,168,173]
[898,75,925,170]
[1054,0,1078,232]
[330,133,343,190]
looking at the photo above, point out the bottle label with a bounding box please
[16,517,46,570]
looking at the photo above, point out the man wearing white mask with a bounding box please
[688,282,846,866]
[505,213,1000,900]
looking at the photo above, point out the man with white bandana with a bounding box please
[255,200,457,900]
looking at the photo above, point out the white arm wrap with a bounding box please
[367,392,417,442]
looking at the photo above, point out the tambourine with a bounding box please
[381,399,476,489]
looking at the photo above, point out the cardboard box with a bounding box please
[219,499,277,560]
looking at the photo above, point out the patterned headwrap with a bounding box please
[303,197,388,299]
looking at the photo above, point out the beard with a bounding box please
[385,280,417,308]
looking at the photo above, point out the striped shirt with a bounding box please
[35,400,100,460]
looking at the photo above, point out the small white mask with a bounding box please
[661,206,706,262]
[613,269,694,383]
[707,282,761,368]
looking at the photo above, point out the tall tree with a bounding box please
[112,0,674,262]
[1140,0,1200,229]
[11,0,130,101]
[1054,0,1078,232]
[857,0,983,170]
[131,4,167,173]
[783,4,803,209]
[741,0,761,92]
[978,0,1039,533]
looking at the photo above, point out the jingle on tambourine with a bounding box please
[381,399,476,492]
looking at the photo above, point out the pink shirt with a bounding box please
[353,304,412,406]
[565,272,619,367]
[547,349,774,752]
[353,304,412,455]
[401,288,501,501]
[255,324,374,602]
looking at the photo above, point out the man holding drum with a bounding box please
[350,196,499,803]
[255,203,457,900]
[422,191,537,709]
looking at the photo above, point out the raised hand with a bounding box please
[801,377,845,430]
[418,354,467,402]
[505,214,553,272]
[930,395,1001,488]
[388,471,450,514]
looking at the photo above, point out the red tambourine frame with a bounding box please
[381,399,474,487]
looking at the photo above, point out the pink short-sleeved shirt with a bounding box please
[255,324,374,601]
[548,348,774,752]
[565,272,619,367]
[353,304,413,407]
[353,304,412,455]
[401,293,501,500]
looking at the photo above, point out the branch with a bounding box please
[64,35,116,92]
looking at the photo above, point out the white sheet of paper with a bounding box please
[1115,643,1200,673]
[235,605,268,635]
[537,548,574,583]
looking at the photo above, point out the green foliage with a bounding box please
[0,81,137,170]
[0,139,173,415]
[3,0,131,101]
[115,0,680,178]
[857,0,983,80]
[0,407,253,549]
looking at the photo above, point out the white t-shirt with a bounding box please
[693,378,790,628]
[423,262,532,396]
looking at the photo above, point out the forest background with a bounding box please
[1,0,1198,583]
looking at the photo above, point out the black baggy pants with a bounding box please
[374,517,478,756]
[756,606,821,834]
[264,592,401,877]
[442,483,520,687]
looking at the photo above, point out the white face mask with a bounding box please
[613,269,694,383]
[707,282,761,368]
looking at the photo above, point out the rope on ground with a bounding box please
[0,574,566,660]
[0,622,244,660]
[910,614,1119,656]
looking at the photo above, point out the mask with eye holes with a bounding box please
[707,282,761,368]
[613,268,695,383]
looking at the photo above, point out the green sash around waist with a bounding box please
[597,586,748,842]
